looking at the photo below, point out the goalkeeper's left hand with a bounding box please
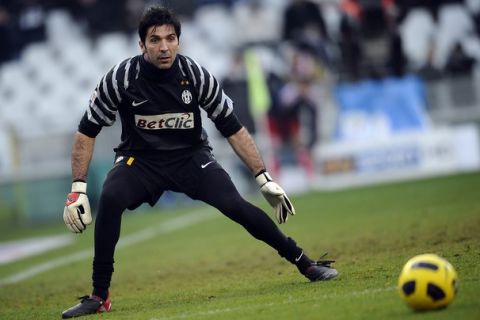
[255,170,295,224]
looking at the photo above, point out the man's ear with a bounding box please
[139,40,146,53]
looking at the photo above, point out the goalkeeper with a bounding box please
[61,5,337,319]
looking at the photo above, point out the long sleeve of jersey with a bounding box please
[180,56,242,137]
[78,57,136,137]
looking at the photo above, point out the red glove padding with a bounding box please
[63,182,92,233]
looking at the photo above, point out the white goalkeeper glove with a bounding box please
[255,171,295,224]
[63,181,92,233]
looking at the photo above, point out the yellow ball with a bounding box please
[398,253,458,311]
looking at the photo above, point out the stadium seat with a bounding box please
[21,43,53,70]
[46,10,83,49]
[194,5,234,50]
[433,4,476,69]
[0,62,31,124]
[95,33,131,70]
[399,9,436,70]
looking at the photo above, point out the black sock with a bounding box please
[92,288,108,301]
[295,252,314,274]
[276,237,314,273]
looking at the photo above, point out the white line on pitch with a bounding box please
[150,286,397,320]
[0,208,217,287]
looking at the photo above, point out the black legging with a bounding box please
[195,169,297,254]
[92,165,303,294]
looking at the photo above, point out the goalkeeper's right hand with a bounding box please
[63,181,92,233]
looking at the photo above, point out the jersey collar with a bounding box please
[139,54,180,82]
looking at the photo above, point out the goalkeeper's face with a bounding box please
[140,24,179,69]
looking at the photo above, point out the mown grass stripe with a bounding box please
[0,209,217,287]
[150,286,398,320]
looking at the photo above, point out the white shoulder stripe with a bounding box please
[225,96,233,117]
[111,63,122,103]
[86,108,99,125]
[95,85,116,114]
[123,58,133,89]
[205,72,214,102]
[203,83,220,110]
[211,91,228,120]
[101,76,115,107]
[191,59,206,101]
[91,101,115,125]
[135,61,140,79]
[178,59,187,77]
[185,59,197,87]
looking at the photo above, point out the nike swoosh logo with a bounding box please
[201,161,214,169]
[132,100,148,107]
[295,251,304,262]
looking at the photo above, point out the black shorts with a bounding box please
[109,147,226,207]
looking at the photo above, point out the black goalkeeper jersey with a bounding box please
[78,54,242,158]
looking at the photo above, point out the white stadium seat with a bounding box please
[95,32,130,70]
[399,8,436,69]
[433,4,476,69]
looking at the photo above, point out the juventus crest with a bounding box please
[182,89,192,104]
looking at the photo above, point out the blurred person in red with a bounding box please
[267,45,323,179]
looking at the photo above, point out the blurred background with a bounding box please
[0,0,480,227]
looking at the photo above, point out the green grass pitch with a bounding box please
[0,172,479,320]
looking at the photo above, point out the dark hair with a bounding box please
[138,6,181,43]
